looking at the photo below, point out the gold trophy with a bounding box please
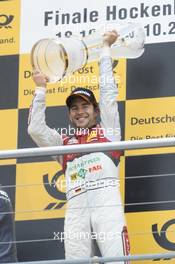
[31,22,145,83]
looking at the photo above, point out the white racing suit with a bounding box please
[28,48,130,263]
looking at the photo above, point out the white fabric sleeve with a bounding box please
[100,46,111,59]
[28,87,63,150]
[99,49,121,142]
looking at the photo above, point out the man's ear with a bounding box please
[69,114,73,122]
[95,105,100,114]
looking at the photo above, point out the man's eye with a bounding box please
[71,107,77,111]
[83,105,89,109]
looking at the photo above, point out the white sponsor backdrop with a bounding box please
[20,0,175,53]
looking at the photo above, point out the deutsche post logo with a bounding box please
[152,219,175,251]
[0,14,14,29]
[43,170,66,210]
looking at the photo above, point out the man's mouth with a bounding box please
[76,116,88,122]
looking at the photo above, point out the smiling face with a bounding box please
[69,97,98,128]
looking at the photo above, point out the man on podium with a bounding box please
[28,30,130,263]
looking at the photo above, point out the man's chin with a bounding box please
[77,124,88,129]
[75,122,89,128]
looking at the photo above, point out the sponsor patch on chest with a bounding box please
[88,164,102,173]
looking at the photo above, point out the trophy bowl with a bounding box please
[31,37,87,83]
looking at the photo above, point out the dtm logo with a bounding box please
[152,219,175,251]
[0,14,14,28]
[43,170,66,210]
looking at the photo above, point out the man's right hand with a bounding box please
[103,30,119,47]
[32,70,49,88]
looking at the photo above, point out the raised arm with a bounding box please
[99,31,121,142]
[28,71,63,151]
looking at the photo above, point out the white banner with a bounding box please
[20,0,175,53]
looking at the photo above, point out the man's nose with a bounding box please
[77,107,84,114]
